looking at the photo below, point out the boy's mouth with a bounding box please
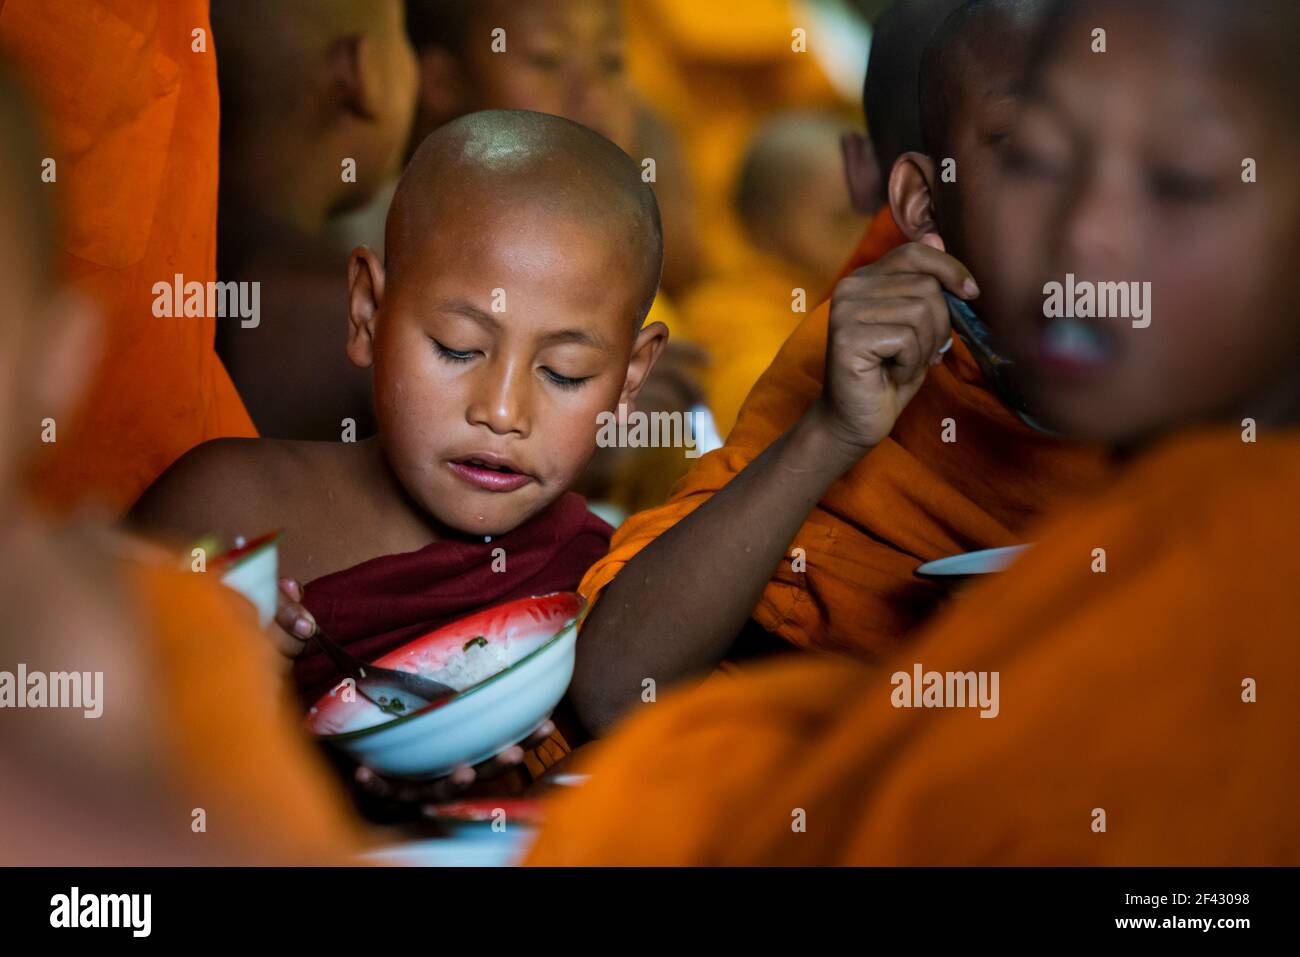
[447,453,535,493]
[1033,316,1116,380]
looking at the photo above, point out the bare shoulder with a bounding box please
[128,437,326,548]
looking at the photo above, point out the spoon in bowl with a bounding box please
[311,629,456,716]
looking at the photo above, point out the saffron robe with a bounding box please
[579,206,1108,658]
[529,427,1300,865]
[0,0,256,514]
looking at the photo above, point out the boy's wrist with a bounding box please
[785,403,874,484]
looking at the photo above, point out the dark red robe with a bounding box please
[294,493,612,702]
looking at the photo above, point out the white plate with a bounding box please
[915,544,1031,577]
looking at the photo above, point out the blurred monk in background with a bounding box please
[623,0,857,277]
[682,109,869,435]
[0,0,256,514]
[0,56,360,866]
[213,0,418,440]
[529,0,1300,865]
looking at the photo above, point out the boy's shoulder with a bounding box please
[129,437,341,547]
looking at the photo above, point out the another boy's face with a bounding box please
[992,7,1300,442]
[460,0,633,150]
[927,26,1036,335]
[341,0,419,212]
[368,193,651,536]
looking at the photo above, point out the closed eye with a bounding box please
[541,367,591,390]
[433,340,477,363]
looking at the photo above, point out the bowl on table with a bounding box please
[307,592,586,780]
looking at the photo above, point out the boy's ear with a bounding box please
[617,320,670,413]
[330,34,380,120]
[840,132,884,216]
[888,151,942,243]
[346,246,385,369]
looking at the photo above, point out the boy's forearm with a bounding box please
[571,403,867,734]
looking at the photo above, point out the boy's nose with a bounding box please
[466,359,531,438]
[1059,166,1135,273]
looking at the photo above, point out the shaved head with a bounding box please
[386,109,662,323]
[863,0,966,172]
[737,111,856,230]
[919,0,1045,158]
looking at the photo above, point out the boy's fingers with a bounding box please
[844,321,928,388]
[274,598,316,641]
[918,232,946,252]
[475,745,526,778]
[278,577,303,602]
[521,719,556,749]
[355,764,475,804]
[835,295,940,379]
[868,241,979,300]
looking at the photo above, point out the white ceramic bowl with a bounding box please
[216,533,280,628]
[307,593,584,780]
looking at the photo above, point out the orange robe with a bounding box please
[135,556,362,862]
[1,0,256,514]
[579,207,1108,658]
[530,426,1300,864]
[0,539,361,865]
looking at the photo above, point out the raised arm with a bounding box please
[570,240,977,734]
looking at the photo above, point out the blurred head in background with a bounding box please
[213,0,418,241]
[737,110,868,291]
[406,0,634,151]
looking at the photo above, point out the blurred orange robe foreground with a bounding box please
[530,427,1300,865]
[0,0,256,514]
[135,557,361,862]
[0,544,360,865]
[579,207,1109,657]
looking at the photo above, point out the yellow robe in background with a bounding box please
[625,0,847,277]
[678,253,813,437]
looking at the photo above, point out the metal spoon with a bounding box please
[942,291,1059,435]
[312,629,455,716]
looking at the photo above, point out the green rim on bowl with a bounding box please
[315,595,589,742]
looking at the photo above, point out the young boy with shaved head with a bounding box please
[132,110,668,790]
